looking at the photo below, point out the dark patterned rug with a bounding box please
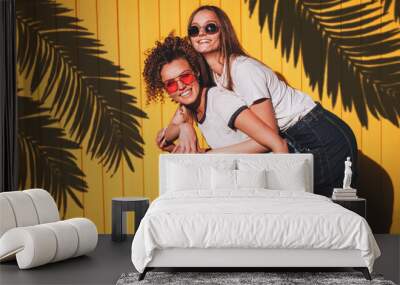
[116,271,396,285]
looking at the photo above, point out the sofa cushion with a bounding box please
[23,189,59,223]
[0,191,39,227]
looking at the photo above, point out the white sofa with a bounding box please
[0,189,98,269]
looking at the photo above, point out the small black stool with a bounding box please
[112,197,149,241]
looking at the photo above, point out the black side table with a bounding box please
[331,197,366,218]
[112,197,149,241]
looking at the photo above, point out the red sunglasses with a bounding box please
[163,73,196,94]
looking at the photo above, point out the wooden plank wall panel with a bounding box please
[382,1,400,233]
[340,3,363,172]
[328,0,343,119]
[28,1,45,192]
[281,8,301,96]
[180,0,200,36]
[221,0,242,41]
[323,0,343,122]
[28,2,45,198]
[97,0,124,233]
[318,1,335,115]
[299,3,318,103]
[75,0,105,233]
[56,0,84,219]
[241,1,262,60]
[200,0,220,6]
[382,108,400,234]
[28,1,52,202]
[118,0,145,233]
[259,2,283,121]
[139,0,162,202]
[359,0,384,232]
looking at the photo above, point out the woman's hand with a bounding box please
[171,123,199,153]
[155,106,196,152]
[155,128,166,148]
[155,128,176,152]
[172,105,192,125]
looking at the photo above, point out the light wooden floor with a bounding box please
[0,235,398,285]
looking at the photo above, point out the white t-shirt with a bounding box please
[197,87,249,149]
[213,56,316,131]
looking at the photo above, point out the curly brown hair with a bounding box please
[143,34,210,104]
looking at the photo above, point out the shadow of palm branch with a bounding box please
[18,95,87,217]
[248,0,400,127]
[382,0,400,22]
[16,0,147,174]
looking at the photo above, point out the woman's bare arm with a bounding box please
[234,108,288,153]
[207,139,268,153]
[249,99,279,134]
[207,105,283,154]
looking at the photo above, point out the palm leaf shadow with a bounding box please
[18,95,87,217]
[248,0,400,127]
[16,0,147,174]
[382,0,400,22]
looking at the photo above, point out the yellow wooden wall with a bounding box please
[23,0,399,234]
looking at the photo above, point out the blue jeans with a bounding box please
[282,103,358,197]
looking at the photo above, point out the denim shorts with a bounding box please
[282,103,358,197]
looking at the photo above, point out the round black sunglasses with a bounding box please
[188,23,220,37]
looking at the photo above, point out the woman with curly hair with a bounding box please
[143,34,288,153]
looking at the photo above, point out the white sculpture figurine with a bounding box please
[342,157,353,189]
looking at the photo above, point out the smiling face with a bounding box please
[189,9,221,54]
[160,58,200,106]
